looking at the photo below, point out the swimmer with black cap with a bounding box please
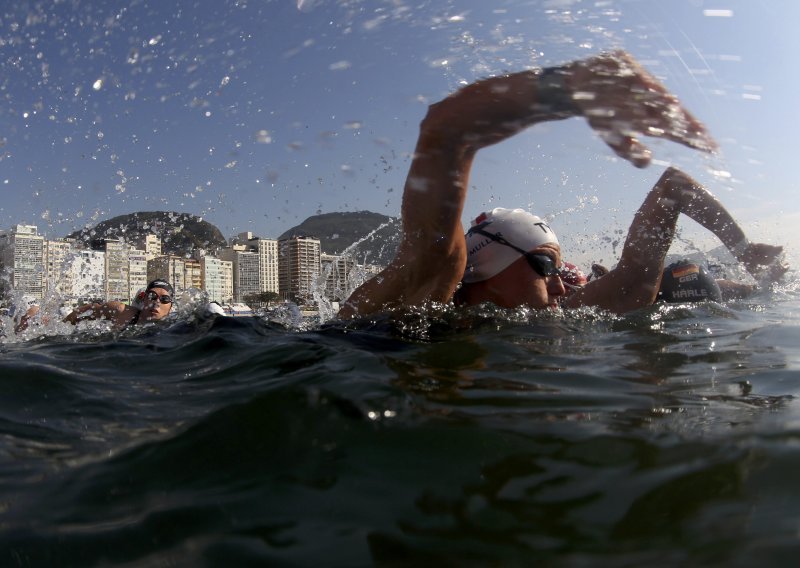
[552,168,786,310]
[64,278,175,328]
[657,260,723,303]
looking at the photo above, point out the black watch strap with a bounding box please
[537,66,579,116]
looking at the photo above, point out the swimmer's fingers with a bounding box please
[744,242,784,266]
[640,97,717,153]
[571,50,717,163]
[594,128,652,168]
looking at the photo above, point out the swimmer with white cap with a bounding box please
[337,50,730,318]
[454,208,565,309]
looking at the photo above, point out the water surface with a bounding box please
[2,284,800,566]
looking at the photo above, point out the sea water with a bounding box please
[1,280,800,566]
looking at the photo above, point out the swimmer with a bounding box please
[63,279,175,328]
[2,295,41,334]
[656,260,724,303]
[561,167,787,308]
[339,50,718,318]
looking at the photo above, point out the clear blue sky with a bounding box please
[2,0,798,267]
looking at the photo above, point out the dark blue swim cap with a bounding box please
[146,279,174,296]
[657,260,722,303]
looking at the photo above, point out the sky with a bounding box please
[1,0,798,268]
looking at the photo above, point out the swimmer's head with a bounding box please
[132,279,175,310]
[463,208,560,283]
[559,262,587,293]
[657,260,722,303]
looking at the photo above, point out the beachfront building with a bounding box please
[147,255,201,294]
[45,238,75,296]
[128,248,148,300]
[148,255,185,292]
[0,224,46,300]
[278,236,321,304]
[198,255,234,304]
[138,234,162,261]
[185,258,202,290]
[320,253,356,302]
[220,245,259,302]
[104,239,130,302]
[67,250,106,303]
[237,234,280,295]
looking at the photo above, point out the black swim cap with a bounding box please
[657,261,722,303]
[146,279,174,296]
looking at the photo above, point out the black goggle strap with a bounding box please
[468,227,559,277]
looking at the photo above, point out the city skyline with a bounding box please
[0,223,371,308]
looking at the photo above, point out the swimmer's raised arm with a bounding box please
[565,167,786,313]
[339,51,716,319]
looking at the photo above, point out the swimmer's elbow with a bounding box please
[418,101,468,149]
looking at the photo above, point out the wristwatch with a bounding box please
[537,65,579,116]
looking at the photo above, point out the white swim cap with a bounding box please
[463,208,559,283]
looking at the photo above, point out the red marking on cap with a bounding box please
[671,264,699,278]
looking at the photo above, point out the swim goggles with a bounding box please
[145,290,173,304]
[467,227,561,278]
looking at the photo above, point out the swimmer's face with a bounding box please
[471,243,566,309]
[141,287,173,321]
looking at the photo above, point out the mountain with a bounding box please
[66,211,227,257]
[278,211,401,266]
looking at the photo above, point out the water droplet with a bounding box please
[329,60,351,71]
[703,9,733,17]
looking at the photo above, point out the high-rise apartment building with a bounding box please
[128,248,148,300]
[239,235,279,295]
[199,256,233,304]
[139,234,163,261]
[320,253,356,302]
[278,236,321,304]
[220,246,259,302]
[67,249,106,303]
[0,225,46,300]
[147,255,201,295]
[104,239,130,302]
[45,238,74,296]
[185,258,202,290]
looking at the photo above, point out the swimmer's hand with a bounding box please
[739,242,789,283]
[567,50,718,168]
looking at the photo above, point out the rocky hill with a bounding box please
[278,211,401,266]
[66,211,227,257]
